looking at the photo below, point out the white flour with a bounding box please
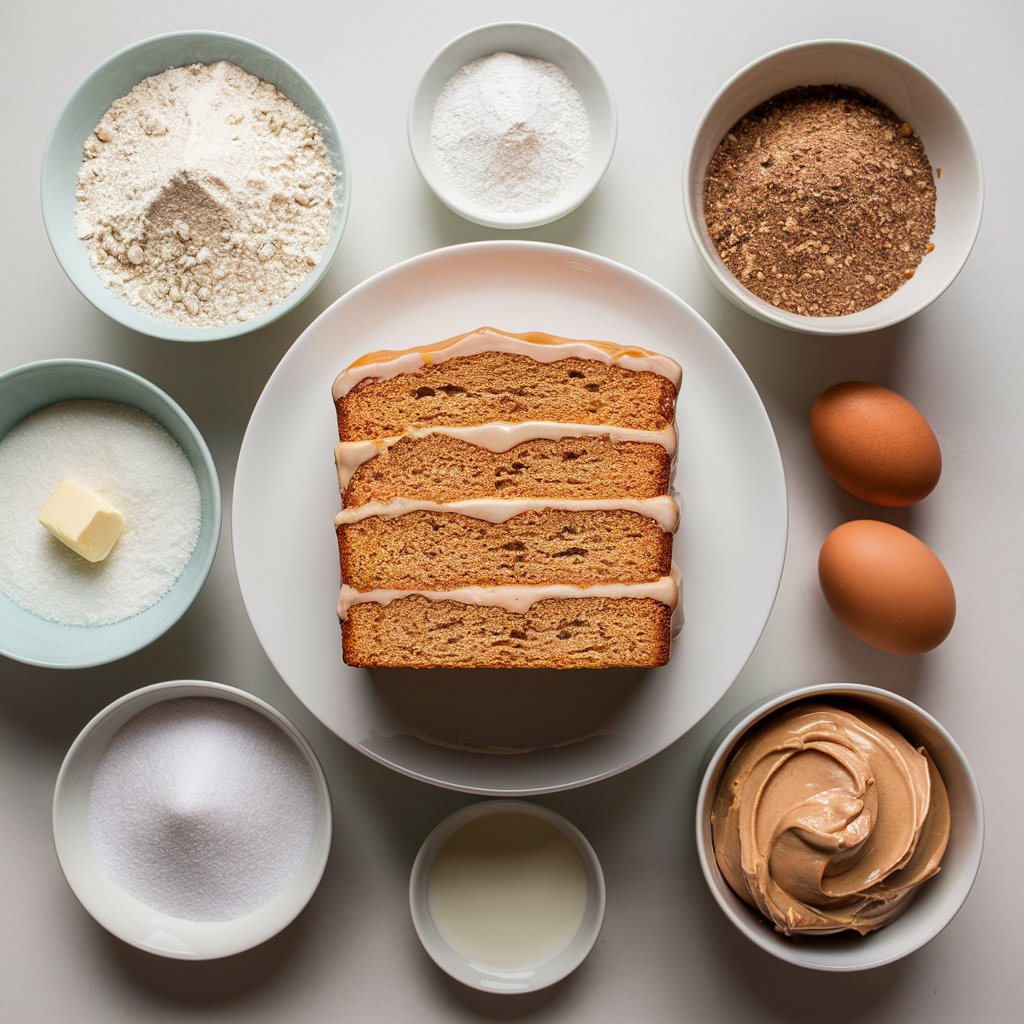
[76,62,336,327]
[430,52,591,214]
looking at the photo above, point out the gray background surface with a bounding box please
[2,0,1021,1020]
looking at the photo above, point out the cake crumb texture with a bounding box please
[337,352,676,439]
[341,596,673,669]
[343,433,671,506]
[338,508,672,591]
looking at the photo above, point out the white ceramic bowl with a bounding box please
[410,800,605,992]
[0,359,220,669]
[695,683,984,971]
[52,680,332,959]
[408,22,617,229]
[683,40,983,335]
[41,30,350,342]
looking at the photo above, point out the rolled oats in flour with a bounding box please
[76,62,336,327]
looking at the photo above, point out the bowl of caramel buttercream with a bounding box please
[696,685,983,970]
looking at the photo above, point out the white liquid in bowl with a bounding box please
[427,810,589,968]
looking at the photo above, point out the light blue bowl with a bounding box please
[0,360,221,668]
[41,30,350,342]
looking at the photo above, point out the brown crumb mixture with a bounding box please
[703,85,936,316]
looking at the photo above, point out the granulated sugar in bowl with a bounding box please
[53,681,333,959]
[409,22,617,229]
[0,400,201,626]
[42,31,351,342]
[0,359,220,669]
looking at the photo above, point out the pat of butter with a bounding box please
[38,479,124,563]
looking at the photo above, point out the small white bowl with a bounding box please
[53,680,332,960]
[408,22,617,229]
[41,30,350,342]
[695,683,984,971]
[409,800,605,992]
[683,40,983,335]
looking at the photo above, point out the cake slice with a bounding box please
[337,429,674,506]
[332,327,682,669]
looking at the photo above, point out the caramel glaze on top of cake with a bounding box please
[332,327,683,669]
[333,327,683,396]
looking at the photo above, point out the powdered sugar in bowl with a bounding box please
[53,680,332,960]
[409,22,617,229]
[41,31,350,342]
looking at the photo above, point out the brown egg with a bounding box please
[818,520,955,655]
[810,382,941,506]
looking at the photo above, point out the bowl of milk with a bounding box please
[409,800,605,993]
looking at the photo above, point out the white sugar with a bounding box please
[0,400,201,625]
[88,697,319,923]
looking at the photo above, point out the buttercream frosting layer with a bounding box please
[337,571,681,621]
[334,495,680,533]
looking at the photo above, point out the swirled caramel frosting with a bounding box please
[711,702,950,936]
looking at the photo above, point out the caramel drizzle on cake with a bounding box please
[332,327,683,669]
[332,326,683,399]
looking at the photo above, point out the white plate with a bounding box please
[233,241,787,795]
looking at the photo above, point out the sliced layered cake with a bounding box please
[332,327,682,669]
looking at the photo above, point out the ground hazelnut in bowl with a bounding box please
[683,40,983,335]
[695,684,983,971]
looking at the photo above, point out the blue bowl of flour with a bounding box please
[41,30,350,342]
[0,360,221,668]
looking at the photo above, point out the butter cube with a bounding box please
[39,479,124,563]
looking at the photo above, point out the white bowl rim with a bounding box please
[683,37,985,336]
[52,679,333,959]
[0,357,222,669]
[40,28,351,343]
[407,20,618,230]
[409,798,606,992]
[695,682,985,971]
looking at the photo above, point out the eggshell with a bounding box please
[810,382,941,506]
[818,520,955,655]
